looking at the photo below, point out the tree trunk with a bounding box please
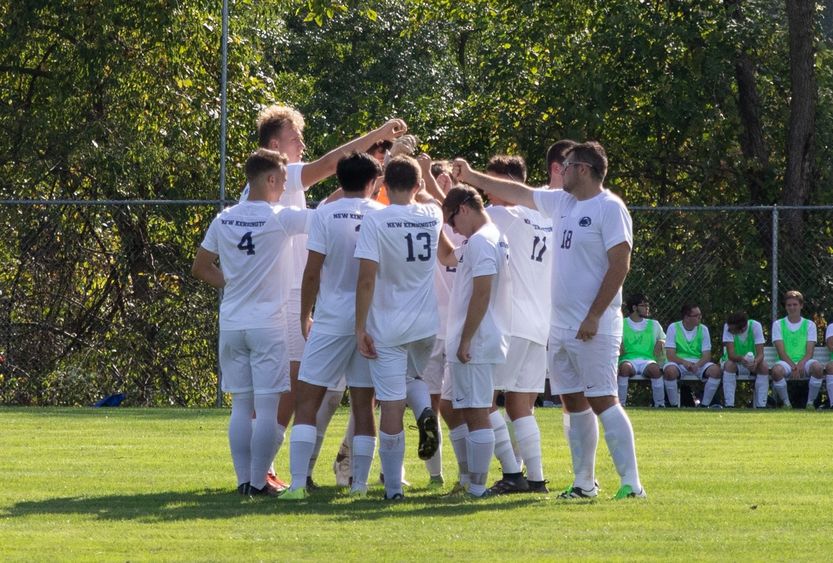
[782,0,817,243]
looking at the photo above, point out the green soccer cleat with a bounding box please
[557,484,599,499]
[427,475,445,490]
[277,487,309,501]
[612,484,647,499]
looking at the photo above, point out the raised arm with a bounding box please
[452,158,537,209]
[301,119,407,187]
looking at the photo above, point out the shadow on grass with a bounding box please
[2,486,548,523]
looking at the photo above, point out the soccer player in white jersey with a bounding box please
[436,186,512,499]
[662,303,721,407]
[720,311,769,408]
[355,155,444,500]
[278,153,385,500]
[241,106,406,487]
[482,155,551,495]
[191,149,310,496]
[618,293,665,407]
[452,141,646,500]
[824,322,833,409]
[771,290,824,409]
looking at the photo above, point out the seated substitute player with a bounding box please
[279,152,385,500]
[437,186,512,499]
[824,321,833,409]
[355,155,445,500]
[771,290,824,409]
[483,155,551,495]
[720,311,770,408]
[243,106,407,488]
[617,293,665,407]
[452,141,646,500]
[662,303,721,408]
[191,149,310,496]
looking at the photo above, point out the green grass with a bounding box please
[0,407,830,561]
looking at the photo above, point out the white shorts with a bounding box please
[421,338,447,395]
[619,358,658,376]
[774,359,820,377]
[662,360,716,379]
[449,362,495,409]
[286,289,305,362]
[220,327,290,395]
[548,327,619,398]
[492,336,546,392]
[299,332,372,389]
[370,337,435,401]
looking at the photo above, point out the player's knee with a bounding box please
[663,366,679,380]
[724,360,738,373]
[645,364,660,379]
[618,363,634,377]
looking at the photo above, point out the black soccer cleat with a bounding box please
[488,475,530,495]
[416,407,440,460]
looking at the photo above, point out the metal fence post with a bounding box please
[771,206,779,325]
[215,0,230,408]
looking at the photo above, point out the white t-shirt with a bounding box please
[826,323,833,343]
[487,204,552,345]
[665,322,711,360]
[306,197,386,336]
[201,201,310,330]
[721,320,765,345]
[240,163,308,290]
[446,222,512,364]
[532,189,632,336]
[771,317,817,343]
[434,225,465,339]
[354,203,443,347]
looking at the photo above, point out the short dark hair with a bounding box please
[368,139,393,153]
[546,139,578,175]
[244,148,287,184]
[726,311,749,331]
[565,141,608,181]
[625,293,649,314]
[337,152,382,192]
[680,303,699,318]
[442,185,484,216]
[486,155,527,182]
[430,160,452,178]
[384,155,421,192]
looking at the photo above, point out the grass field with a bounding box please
[0,406,830,561]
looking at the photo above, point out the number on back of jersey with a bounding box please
[237,232,255,255]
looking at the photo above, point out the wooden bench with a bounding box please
[629,346,831,381]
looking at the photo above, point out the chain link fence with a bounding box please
[0,203,830,406]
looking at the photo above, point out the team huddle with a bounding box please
[192,105,645,501]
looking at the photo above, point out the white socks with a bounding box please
[807,377,823,406]
[309,390,342,476]
[351,435,376,492]
[599,404,641,491]
[288,423,316,491]
[650,378,665,406]
[513,415,543,481]
[702,377,720,406]
[249,394,280,489]
[490,410,521,474]
[564,408,598,491]
[449,424,470,486]
[826,375,833,407]
[722,372,737,407]
[617,377,630,405]
[664,380,680,407]
[379,431,405,498]
[229,393,255,486]
[755,375,769,407]
[466,428,495,496]
[424,424,443,478]
[405,378,432,419]
[773,379,790,405]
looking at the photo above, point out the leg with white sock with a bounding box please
[464,407,495,497]
[807,376,823,407]
[650,376,665,407]
[597,402,642,492]
[722,370,737,407]
[755,375,770,408]
[663,365,681,407]
[229,392,255,487]
[405,377,432,419]
[378,399,407,498]
[702,377,721,407]
[285,380,328,492]
[561,397,599,492]
[349,387,377,494]
[826,374,833,407]
[489,409,521,475]
[448,421,470,488]
[308,389,342,481]
[424,421,443,479]
[512,415,544,482]
[250,393,281,490]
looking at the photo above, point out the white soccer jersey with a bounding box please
[200,201,310,330]
[306,197,386,336]
[721,320,765,345]
[434,225,465,339]
[532,189,632,337]
[771,317,817,343]
[446,222,512,364]
[665,322,712,359]
[354,203,442,347]
[240,163,308,290]
[487,204,552,345]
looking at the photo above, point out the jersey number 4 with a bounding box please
[405,232,431,262]
[237,232,255,255]
[530,235,547,262]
